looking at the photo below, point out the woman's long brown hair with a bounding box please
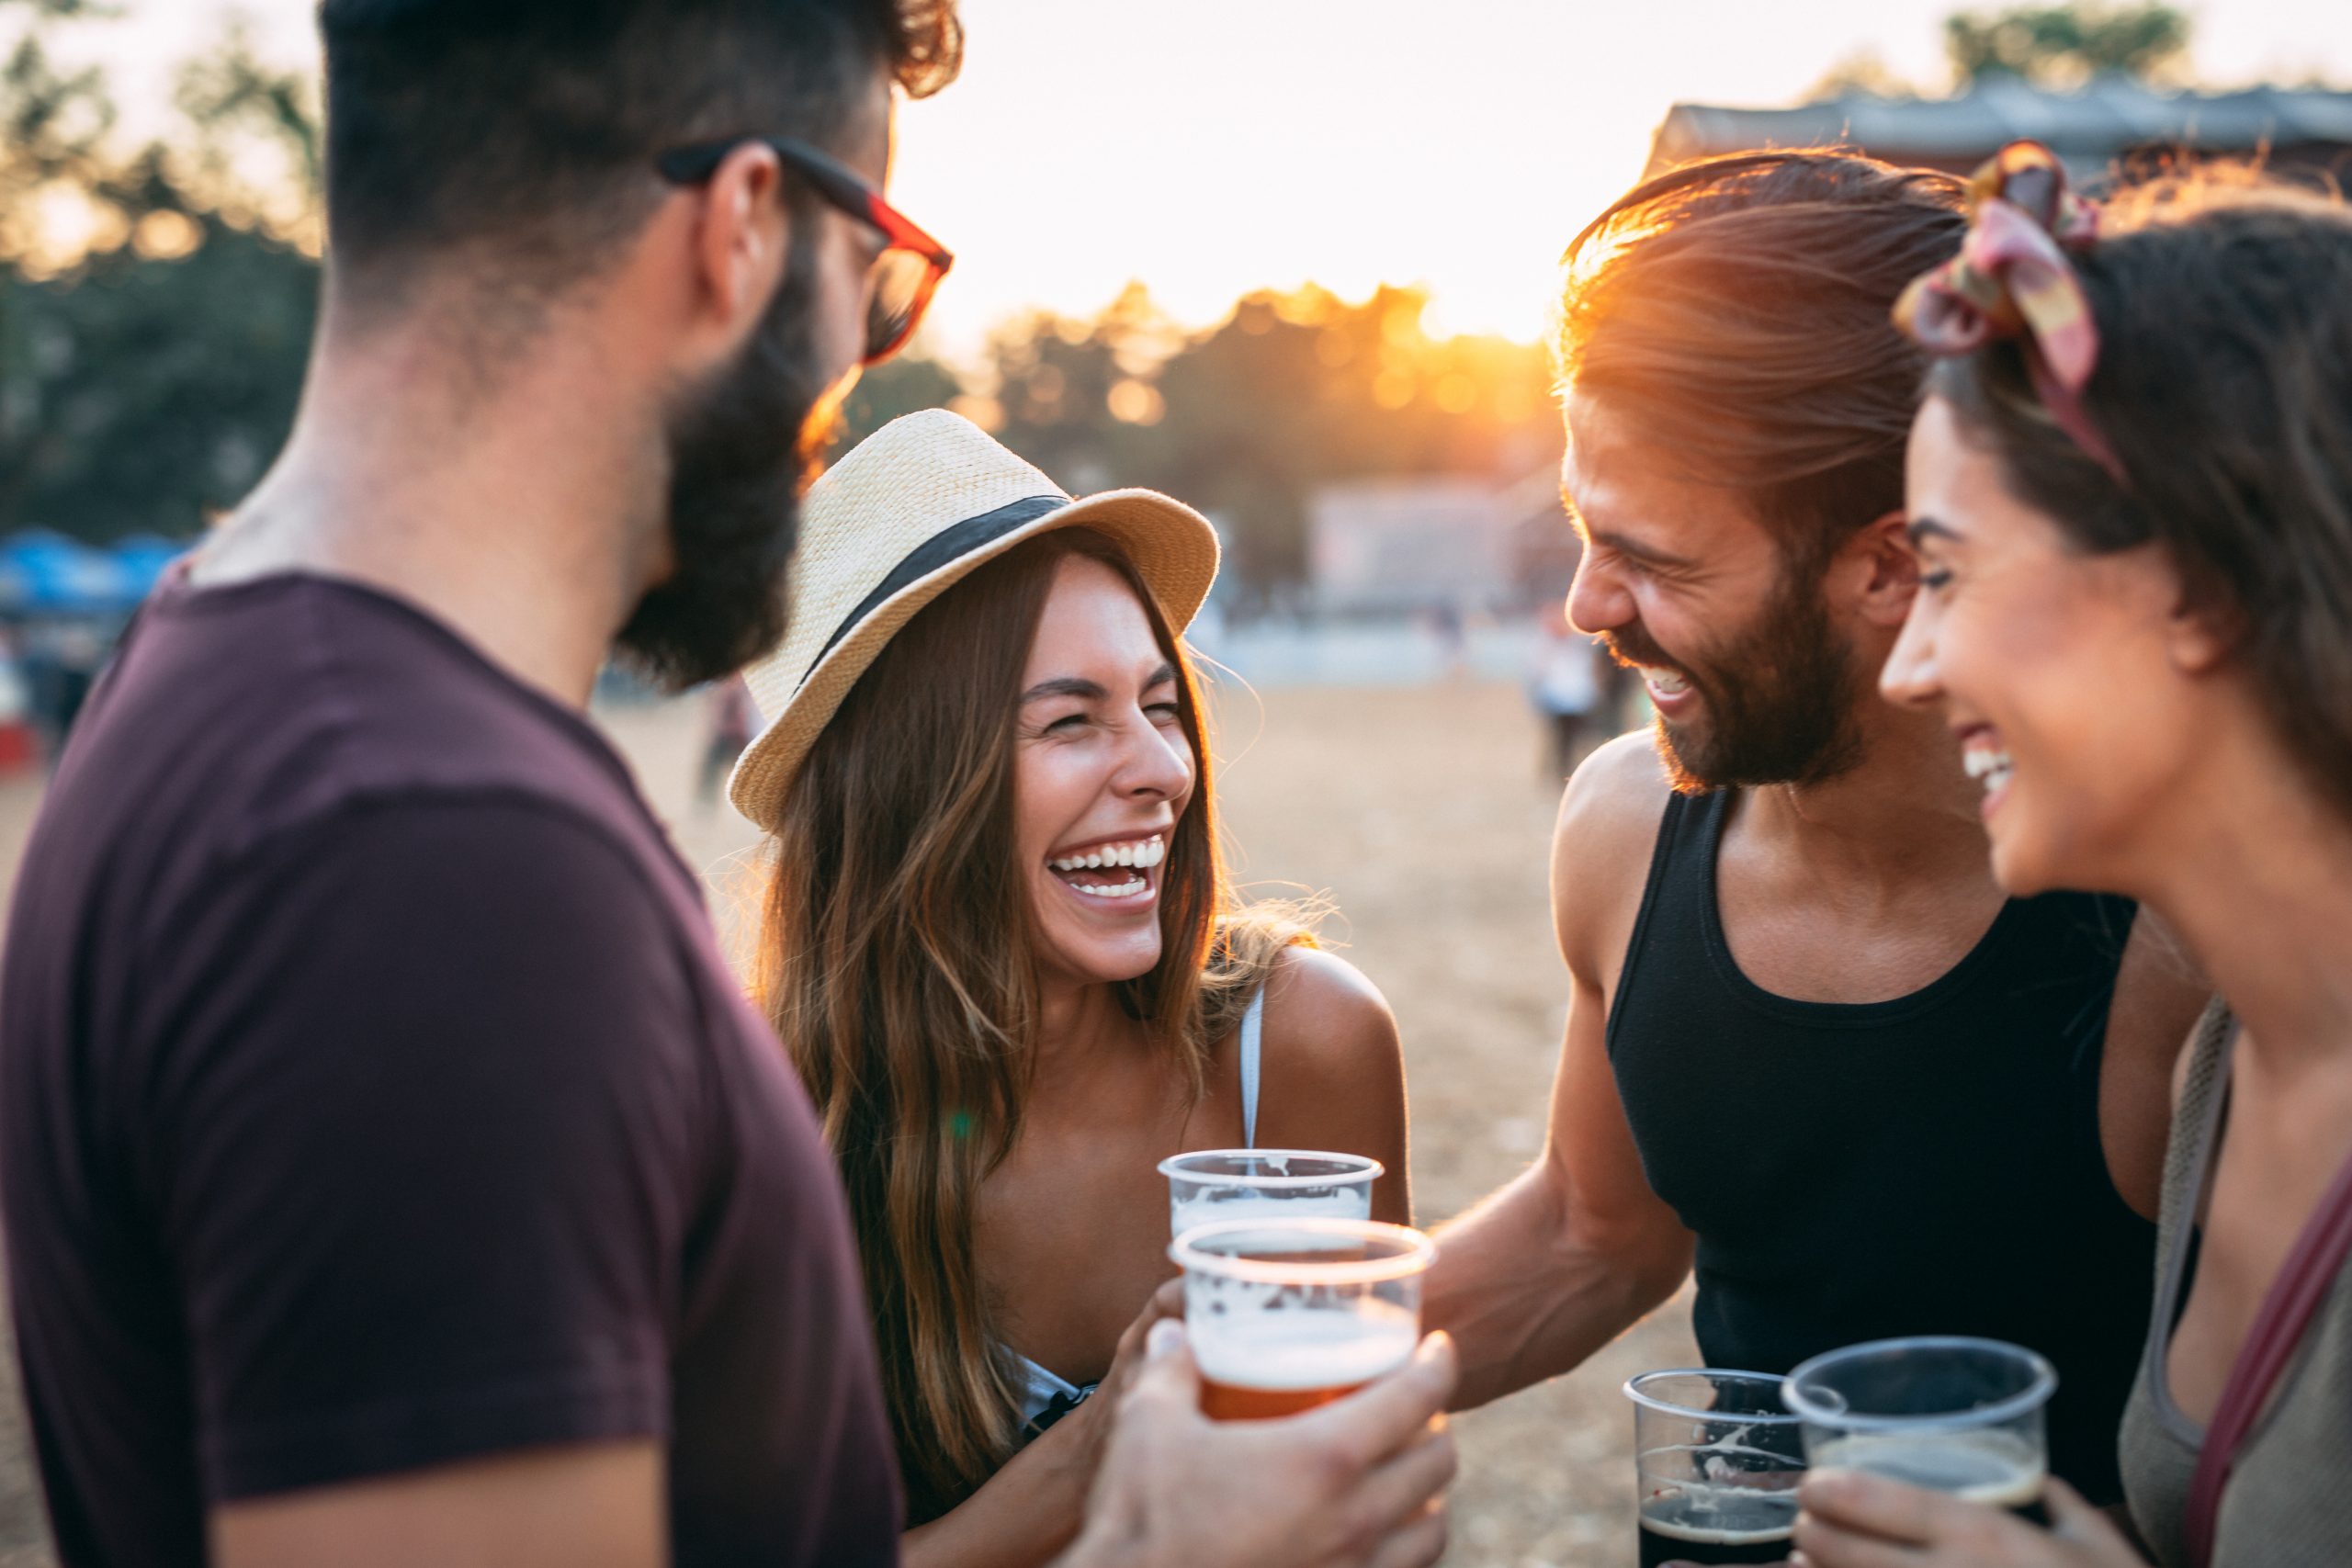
[757,526,1295,1521]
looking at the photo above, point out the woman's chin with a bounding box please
[1037,937,1164,990]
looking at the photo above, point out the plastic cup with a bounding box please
[1169,1216,1432,1421]
[1156,1148,1382,1239]
[1624,1369,1805,1567]
[1782,1337,2056,1524]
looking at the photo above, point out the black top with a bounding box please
[1608,788,2155,1504]
[0,574,899,1567]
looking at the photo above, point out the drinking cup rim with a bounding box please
[1781,1336,2058,1431]
[1157,1148,1385,1188]
[1169,1217,1435,1284]
[1623,1368,1804,1424]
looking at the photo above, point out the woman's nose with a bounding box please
[1880,601,1943,711]
[1117,712,1193,800]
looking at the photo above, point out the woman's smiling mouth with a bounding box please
[1046,833,1166,902]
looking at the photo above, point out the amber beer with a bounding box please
[1193,1303,1419,1420]
[1168,1216,1436,1423]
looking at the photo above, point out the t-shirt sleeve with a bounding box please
[142,797,708,1503]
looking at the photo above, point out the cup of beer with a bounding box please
[1623,1370,1805,1568]
[1782,1337,2056,1525]
[1168,1216,1433,1421]
[1156,1149,1383,1238]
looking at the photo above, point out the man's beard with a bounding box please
[616,242,841,692]
[1605,558,1866,794]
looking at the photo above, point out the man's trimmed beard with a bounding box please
[616,230,837,692]
[1605,554,1865,794]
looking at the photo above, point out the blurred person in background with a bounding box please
[696,672,756,807]
[732,410,1416,1567]
[1423,150,2210,1511]
[1799,152,2352,1568]
[1525,599,1608,781]
[0,4,1455,1566]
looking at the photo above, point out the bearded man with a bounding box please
[0,5,1456,1566]
[1422,152,2209,1512]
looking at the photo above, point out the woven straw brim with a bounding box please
[728,487,1218,829]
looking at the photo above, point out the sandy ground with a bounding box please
[0,680,1698,1565]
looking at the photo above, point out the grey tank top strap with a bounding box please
[1240,985,1267,1148]
[2120,999,2352,1566]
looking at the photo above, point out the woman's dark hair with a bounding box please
[1928,169,2352,821]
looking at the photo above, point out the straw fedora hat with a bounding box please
[728,408,1221,829]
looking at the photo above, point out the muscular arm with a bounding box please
[1424,734,1694,1411]
[214,1443,662,1568]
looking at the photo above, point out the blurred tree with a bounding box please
[0,5,320,542]
[1943,3,2191,87]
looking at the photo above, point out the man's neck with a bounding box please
[193,293,667,708]
[1735,694,1991,895]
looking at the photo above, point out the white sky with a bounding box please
[40,0,2352,358]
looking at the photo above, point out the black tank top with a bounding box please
[1609,789,2155,1505]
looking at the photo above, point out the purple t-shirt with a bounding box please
[0,574,899,1566]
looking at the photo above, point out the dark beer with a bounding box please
[1635,1489,1796,1567]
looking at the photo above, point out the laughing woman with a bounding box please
[729,412,1411,1566]
[1792,150,2352,1567]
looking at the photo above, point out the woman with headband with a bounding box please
[727,411,1414,1564]
[1792,144,2352,1568]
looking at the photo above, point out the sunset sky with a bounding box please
[34,0,2352,360]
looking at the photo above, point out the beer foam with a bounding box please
[1170,1190,1371,1239]
[1189,1304,1418,1393]
[1640,1517,1794,1546]
[1813,1430,2044,1508]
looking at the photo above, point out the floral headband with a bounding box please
[1894,141,2125,483]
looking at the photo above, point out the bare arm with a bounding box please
[213,1442,663,1568]
[1423,734,1694,1411]
[904,1288,1182,1568]
[1255,945,1415,1226]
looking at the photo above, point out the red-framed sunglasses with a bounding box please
[656,134,953,366]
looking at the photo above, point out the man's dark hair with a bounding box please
[319,0,962,310]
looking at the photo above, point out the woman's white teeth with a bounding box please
[1048,837,1165,873]
[1962,745,2016,794]
[1070,876,1148,898]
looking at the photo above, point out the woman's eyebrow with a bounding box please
[1907,515,1962,546]
[1144,661,1178,688]
[1020,676,1106,705]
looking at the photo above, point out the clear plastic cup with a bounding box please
[1168,1216,1433,1421]
[1782,1337,2056,1525]
[1623,1369,1805,1567]
[1156,1148,1383,1239]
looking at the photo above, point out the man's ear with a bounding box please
[1848,509,1919,629]
[674,141,793,370]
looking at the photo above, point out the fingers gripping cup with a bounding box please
[1623,1371,1805,1568]
[1156,1149,1383,1238]
[1169,1217,1433,1421]
[1782,1337,2057,1525]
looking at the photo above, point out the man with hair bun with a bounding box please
[1425,151,2209,1507]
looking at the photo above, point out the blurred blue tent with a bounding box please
[0,531,187,615]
